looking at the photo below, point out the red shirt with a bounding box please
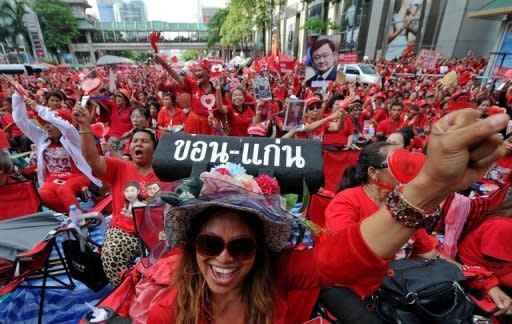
[184,77,219,117]
[2,112,23,137]
[97,157,160,233]
[103,100,132,138]
[227,105,255,137]
[458,217,512,288]
[322,117,355,147]
[157,107,186,129]
[325,186,437,259]
[146,224,390,324]
[43,143,80,180]
[377,118,403,136]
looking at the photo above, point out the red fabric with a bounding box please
[226,105,255,137]
[38,174,90,213]
[103,100,132,138]
[0,130,10,150]
[322,117,354,147]
[325,186,438,258]
[96,158,160,233]
[1,113,23,137]
[377,118,403,136]
[157,107,186,130]
[184,77,219,117]
[0,180,40,221]
[458,217,512,288]
[146,224,390,323]
[183,111,213,135]
[322,150,360,193]
[307,193,333,228]
[373,109,387,123]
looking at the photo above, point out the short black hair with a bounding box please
[45,90,65,101]
[162,92,176,102]
[131,127,158,148]
[131,105,150,120]
[390,101,403,110]
[311,38,335,55]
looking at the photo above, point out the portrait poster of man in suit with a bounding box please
[284,100,306,131]
[305,35,341,88]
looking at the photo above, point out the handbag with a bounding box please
[62,237,109,292]
[373,258,474,324]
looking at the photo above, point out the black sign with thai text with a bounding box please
[153,134,324,194]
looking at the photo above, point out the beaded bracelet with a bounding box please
[385,185,441,229]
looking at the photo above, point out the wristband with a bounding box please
[79,130,91,135]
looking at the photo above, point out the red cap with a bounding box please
[375,92,386,100]
[198,60,211,72]
[417,99,428,107]
[305,96,322,108]
[117,89,131,102]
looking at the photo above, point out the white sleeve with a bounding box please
[12,93,46,142]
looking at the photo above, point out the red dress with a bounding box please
[182,77,219,135]
[146,224,390,324]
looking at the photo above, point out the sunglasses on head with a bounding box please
[195,234,256,261]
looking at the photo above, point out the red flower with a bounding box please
[214,167,231,176]
[255,174,280,195]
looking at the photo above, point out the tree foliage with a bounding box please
[0,0,31,52]
[34,0,79,56]
[181,49,201,61]
[207,7,229,48]
[220,0,253,47]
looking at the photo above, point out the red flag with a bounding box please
[266,56,278,74]
[253,58,262,73]
[170,55,178,64]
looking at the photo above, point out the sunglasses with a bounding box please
[373,162,389,169]
[195,234,256,261]
[309,105,322,111]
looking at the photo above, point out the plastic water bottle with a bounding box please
[69,204,85,227]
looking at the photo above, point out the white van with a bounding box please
[338,63,382,86]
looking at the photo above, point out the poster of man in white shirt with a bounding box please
[305,35,341,88]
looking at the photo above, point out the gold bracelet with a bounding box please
[79,130,91,135]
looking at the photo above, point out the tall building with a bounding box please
[113,0,148,22]
[97,0,116,22]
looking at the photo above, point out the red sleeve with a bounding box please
[376,120,387,134]
[183,76,195,94]
[157,109,168,128]
[325,192,362,231]
[279,224,390,297]
[412,229,438,255]
[95,156,124,185]
[344,117,355,136]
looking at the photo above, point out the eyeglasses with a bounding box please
[195,234,256,260]
[373,162,389,169]
[309,105,322,111]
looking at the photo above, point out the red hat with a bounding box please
[305,96,322,108]
[198,60,211,72]
[248,123,267,137]
[417,99,428,107]
[116,89,131,102]
[375,92,386,100]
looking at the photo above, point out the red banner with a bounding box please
[338,53,359,65]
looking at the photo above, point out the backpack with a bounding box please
[373,258,475,324]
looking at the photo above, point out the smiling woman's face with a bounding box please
[195,211,256,298]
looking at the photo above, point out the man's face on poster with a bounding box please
[312,43,336,73]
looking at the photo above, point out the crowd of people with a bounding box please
[1,49,512,323]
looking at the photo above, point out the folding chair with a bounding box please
[132,203,167,260]
[0,179,41,221]
[10,228,76,324]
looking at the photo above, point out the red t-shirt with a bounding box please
[43,143,80,180]
[295,123,327,141]
[377,118,403,136]
[184,77,218,117]
[2,112,23,137]
[373,108,388,123]
[104,100,132,138]
[325,186,437,259]
[458,217,512,288]
[322,117,355,147]
[227,105,255,137]
[97,157,160,233]
[157,107,186,129]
